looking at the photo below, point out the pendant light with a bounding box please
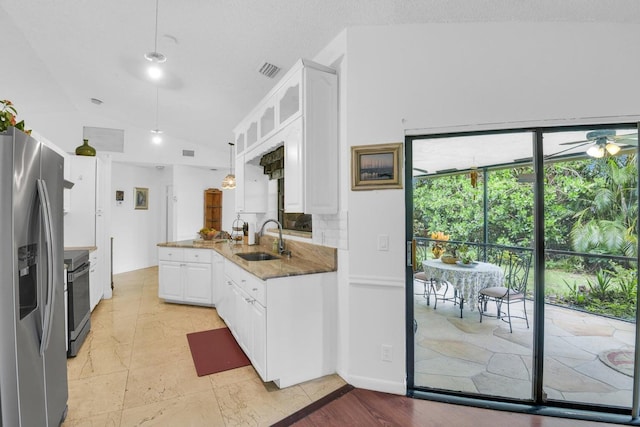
[145,0,166,80]
[151,88,162,144]
[222,142,236,189]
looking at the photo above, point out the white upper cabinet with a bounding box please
[277,70,302,127]
[259,95,277,140]
[236,132,245,156]
[233,58,338,215]
[246,121,258,151]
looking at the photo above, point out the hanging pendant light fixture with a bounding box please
[145,0,166,80]
[222,142,236,189]
[151,87,163,144]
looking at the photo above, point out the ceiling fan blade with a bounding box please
[612,134,638,146]
[544,141,592,159]
[559,139,590,146]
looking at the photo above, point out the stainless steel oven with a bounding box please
[64,250,91,357]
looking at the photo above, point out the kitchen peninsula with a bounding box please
[157,237,337,388]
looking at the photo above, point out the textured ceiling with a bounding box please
[1,0,640,167]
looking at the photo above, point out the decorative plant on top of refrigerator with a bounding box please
[0,100,30,134]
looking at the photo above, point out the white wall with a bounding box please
[173,165,236,241]
[110,163,236,273]
[312,22,640,395]
[110,163,165,274]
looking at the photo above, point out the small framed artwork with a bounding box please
[134,187,149,210]
[351,143,403,190]
[115,190,124,201]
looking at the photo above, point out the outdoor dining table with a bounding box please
[422,259,504,318]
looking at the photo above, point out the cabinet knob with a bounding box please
[252,288,258,292]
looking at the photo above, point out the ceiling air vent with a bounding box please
[82,126,124,152]
[182,149,195,157]
[258,62,281,79]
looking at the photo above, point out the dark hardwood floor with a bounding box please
[274,386,629,427]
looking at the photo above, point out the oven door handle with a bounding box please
[68,263,90,281]
[37,179,56,356]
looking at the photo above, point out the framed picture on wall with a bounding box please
[351,142,403,190]
[115,190,124,201]
[134,187,148,210]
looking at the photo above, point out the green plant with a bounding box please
[611,266,637,303]
[586,270,614,300]
[0,100,29,134]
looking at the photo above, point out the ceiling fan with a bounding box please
[557,129,638,158]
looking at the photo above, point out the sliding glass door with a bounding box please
[542,127,638,409]
[410,131,535,400]
[408,123,640,418]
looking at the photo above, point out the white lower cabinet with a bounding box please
[158,247,215,306]
[222,259,335,388]
[89,250,103,312]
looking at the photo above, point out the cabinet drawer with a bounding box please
[224,260,244,285]
[184,249,212,263]
[158,247,184,262]
[245,278,266,307]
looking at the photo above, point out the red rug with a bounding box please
[186,327,251,376]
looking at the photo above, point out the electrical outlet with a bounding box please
[381,344,393,362]
[378,234,389,251]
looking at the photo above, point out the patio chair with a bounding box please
[415,266,450,309]
[478,248,532,332]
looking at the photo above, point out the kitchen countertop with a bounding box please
[64,246,98,252]
[157,239,337,280]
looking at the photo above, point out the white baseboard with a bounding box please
[345,374,406,395]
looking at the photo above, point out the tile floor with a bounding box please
[63,267,345,426]
[414,280,636,408]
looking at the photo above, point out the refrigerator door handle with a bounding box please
[37,178,56,355]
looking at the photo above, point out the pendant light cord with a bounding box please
[155,88,159,130]
[153,0,159,52]
[228,142,234,174]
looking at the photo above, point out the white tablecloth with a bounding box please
[422,259,504,311]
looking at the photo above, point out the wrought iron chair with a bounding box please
[478,248,532,333]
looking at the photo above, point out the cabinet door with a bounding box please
[217,277,233,321]
[284,117,304,212]
[278,71,302,128]
[243,162,267,214]
[159,261,183,300]
[64,156,97,246]
[303,67,338,214]
[184,262,212,305]
[231,283,246,345]
[212,253,224,306]
[250,301,267,380]
[259,96,277,140]
[89,250,102,311]
[246,121,259,151]
[236,132,245,155]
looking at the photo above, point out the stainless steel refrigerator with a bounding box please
[0,128,68,426]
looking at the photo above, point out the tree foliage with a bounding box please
[414,155,638,256]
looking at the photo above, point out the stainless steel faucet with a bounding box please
[259,219,290,256]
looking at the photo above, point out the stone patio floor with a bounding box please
[413,281,636,408]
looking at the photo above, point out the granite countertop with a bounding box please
[64,246,98,252]
[157,239,336,280]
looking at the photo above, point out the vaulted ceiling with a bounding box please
[2,0,639,168]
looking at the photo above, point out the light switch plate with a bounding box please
[378,234,389,251]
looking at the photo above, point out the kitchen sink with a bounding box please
[236,252,280,261]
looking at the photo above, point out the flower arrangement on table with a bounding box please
[442,243,476,264]
[430,231,449,259]
[0,100,30,134]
